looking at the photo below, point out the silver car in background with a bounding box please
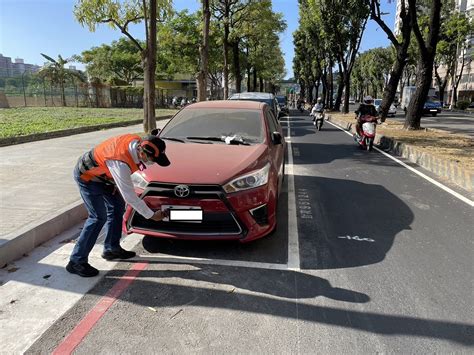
[374,99,397,117]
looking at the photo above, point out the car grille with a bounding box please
[143,183,223,199]
[130,211,242,235]
[129,183,245,236]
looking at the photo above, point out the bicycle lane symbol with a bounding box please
[337,235,375,242]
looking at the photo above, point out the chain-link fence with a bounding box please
[0,74,114,108]
[0,74,198,109]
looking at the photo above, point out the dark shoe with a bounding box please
[66,261,99,277]
[101,248,136,261]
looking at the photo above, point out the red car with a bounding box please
[123,100,286,242]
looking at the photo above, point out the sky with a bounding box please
[0,0,396,79]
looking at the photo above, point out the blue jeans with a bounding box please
[70,171,125,264]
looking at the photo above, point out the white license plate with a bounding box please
[161,205,202,222]
[170,210,202,221]
[430,109,437,112]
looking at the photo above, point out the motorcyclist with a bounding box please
[310,97,325,126]
[354,96,378,138]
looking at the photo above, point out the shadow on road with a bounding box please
[294,175,414,270]
[27,263,473,350]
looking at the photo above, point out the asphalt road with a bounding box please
[27,111,473,353]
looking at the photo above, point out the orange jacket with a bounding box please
[77,134,141,183]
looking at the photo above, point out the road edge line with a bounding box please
[286,115,301,270]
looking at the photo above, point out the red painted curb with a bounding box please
[52,262,148,355]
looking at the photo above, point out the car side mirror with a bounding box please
[150,128,161,136]
[272,131,283,145]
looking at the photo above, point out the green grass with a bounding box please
[0,107,177,138]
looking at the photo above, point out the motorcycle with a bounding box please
[354,115,377,151]
[311,111,324,131]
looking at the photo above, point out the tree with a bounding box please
[38,53,85,107]
[211,0,253,98]
[305,0,369,113]
[74,0,172,133]
[404,0,442,129]
[197,0,211,101]
[435,7,473,107]
[368,0,413,121]
[80,38,143,85]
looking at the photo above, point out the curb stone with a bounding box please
[327,114,474,193]
[0,201,87,267]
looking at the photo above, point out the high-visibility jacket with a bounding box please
[76,134,141,183]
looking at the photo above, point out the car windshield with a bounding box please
[276,96,286,104]
[160,108,264,144]
[374,99,382,105]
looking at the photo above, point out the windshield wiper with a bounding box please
[161,137,186,143]
[185,136,251,145]
[186,136,223,141]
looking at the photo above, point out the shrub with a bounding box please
[456,100,470,110]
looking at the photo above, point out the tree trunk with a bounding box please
[328,62,334,109]
[334,69,344,111]
[379,51,407,121]
[307,82,314,104]
[247,66,251,91]
[223,15,230,98]
[60,80,66,107]
[259,77,263,92]
[300,80,306,102]
[404,61,434,129]
[253,68,257,92]
[197,0,210,102]
[405,0,441,129]
[342,72,350,114]
[232,40,242,93]
[143,0,157,133]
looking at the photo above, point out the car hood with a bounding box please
[141,142,268,185]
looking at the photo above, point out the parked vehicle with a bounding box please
[228,92,281,118]
[354,115,377,151]
[124,100,286,242]
[423,99,442,116]
[401,86,439,116]
[374,99,397,117]
[276,95,290,116]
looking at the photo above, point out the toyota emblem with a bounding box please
[174,185,190,198]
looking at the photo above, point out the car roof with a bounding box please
[183,100,265,110]
[229,92,274,100]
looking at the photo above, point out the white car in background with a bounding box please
[374,99,396,117]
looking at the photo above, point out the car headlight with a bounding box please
[131,172,148,190]
[223,163,270,193]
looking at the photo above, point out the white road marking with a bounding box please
[338,235,375,242]
[138,255,289,271]
[326,120,474,207]
[286,115,301,270]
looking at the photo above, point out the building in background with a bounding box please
[0,54,40,77]
[394,0,473,104]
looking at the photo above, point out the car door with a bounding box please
[264,107,285,193]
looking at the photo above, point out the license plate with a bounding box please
[430,109,437,112]
[161,205,202,222]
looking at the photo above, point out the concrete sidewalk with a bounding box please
[0,120,169,266]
